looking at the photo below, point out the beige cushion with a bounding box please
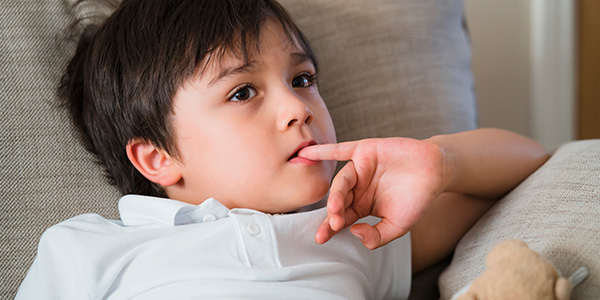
[1,0,474,298]
[439,139,600,299]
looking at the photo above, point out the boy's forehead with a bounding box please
[199,42,314,86]
[198,20,311,76]
[214,48,313,70]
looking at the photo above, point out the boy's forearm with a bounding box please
[428,128,550,199]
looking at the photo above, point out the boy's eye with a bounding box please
[230,85,257,102]
[292,73,316,88]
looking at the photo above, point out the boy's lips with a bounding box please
[288,140,318,164]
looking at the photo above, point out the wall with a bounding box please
[464,0,576,151]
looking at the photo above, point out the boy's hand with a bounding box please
[299,138,448,249]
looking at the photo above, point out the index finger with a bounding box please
[298,141,359,161]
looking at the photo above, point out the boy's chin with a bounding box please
[250,182,329,214]
[284,182,330,213]
[291,196,327,213]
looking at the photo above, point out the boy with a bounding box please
[17,0,549,299]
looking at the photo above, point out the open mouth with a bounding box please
[288,140,317,161]
[288,150,300,161]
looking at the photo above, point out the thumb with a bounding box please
[350,219,409,250]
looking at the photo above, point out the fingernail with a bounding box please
[351,230,364,241]
[329,217,336,230]
[314,233,323,244]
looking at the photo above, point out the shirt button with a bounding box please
[202,214,216,223]
[247,223,261,236]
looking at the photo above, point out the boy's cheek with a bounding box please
[311,106,336,142]
[328,159,337,173]
[323,160,337,182]
[311,171,333,204]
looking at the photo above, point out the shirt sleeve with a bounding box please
[16,223,91,300]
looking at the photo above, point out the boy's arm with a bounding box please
[428,128,550,200]
[299,128,550,251]
[409,129,550,273]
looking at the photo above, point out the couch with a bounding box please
[1,0,598,299]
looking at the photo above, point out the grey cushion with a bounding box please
[439,139,600,299]
[1,1,122,296]
[1,0,475,298]
[280,0,476,141]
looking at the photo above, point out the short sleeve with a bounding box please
[16,223,91,299]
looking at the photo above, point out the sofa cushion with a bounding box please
[279,0,477,142]
[0,1,122,296]
[439,139,600,299]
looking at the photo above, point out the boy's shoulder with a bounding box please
[45,213,122,234]
[38,214,124,250]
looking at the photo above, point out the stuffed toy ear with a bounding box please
[554,277,573,300]
[556,266,590,300]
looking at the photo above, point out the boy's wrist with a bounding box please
[425,134,458,195]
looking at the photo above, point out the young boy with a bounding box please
[17,0,549,299]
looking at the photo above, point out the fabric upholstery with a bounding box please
[279,0,477,141]
[1,0,475,298]
[439,139,600,299]
[1,2,122,297]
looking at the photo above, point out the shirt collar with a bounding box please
[118,195,230,226]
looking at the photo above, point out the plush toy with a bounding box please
[451,239,589,300]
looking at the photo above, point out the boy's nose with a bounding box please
[277,92,314,131]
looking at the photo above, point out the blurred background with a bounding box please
[464,0,599,151]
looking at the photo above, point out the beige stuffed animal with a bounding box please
[452,240,588,300]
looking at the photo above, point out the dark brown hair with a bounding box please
[60,0,317,197]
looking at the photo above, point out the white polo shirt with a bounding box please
[17,195,411,299]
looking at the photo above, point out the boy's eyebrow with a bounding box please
[208,62,257,87]
[207,52,313,87]
[290,52,313,67]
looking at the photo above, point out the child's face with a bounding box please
[167,20,336,213]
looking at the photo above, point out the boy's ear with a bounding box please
[126,138,182,187]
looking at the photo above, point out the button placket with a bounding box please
[231,211,282,269]
[202,214,216,223]
[246,223,261,236]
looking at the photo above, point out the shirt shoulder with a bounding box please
[17,214,119,299]
[50,213,122,229]
[39,214,118,246]
[37,214,122,249]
